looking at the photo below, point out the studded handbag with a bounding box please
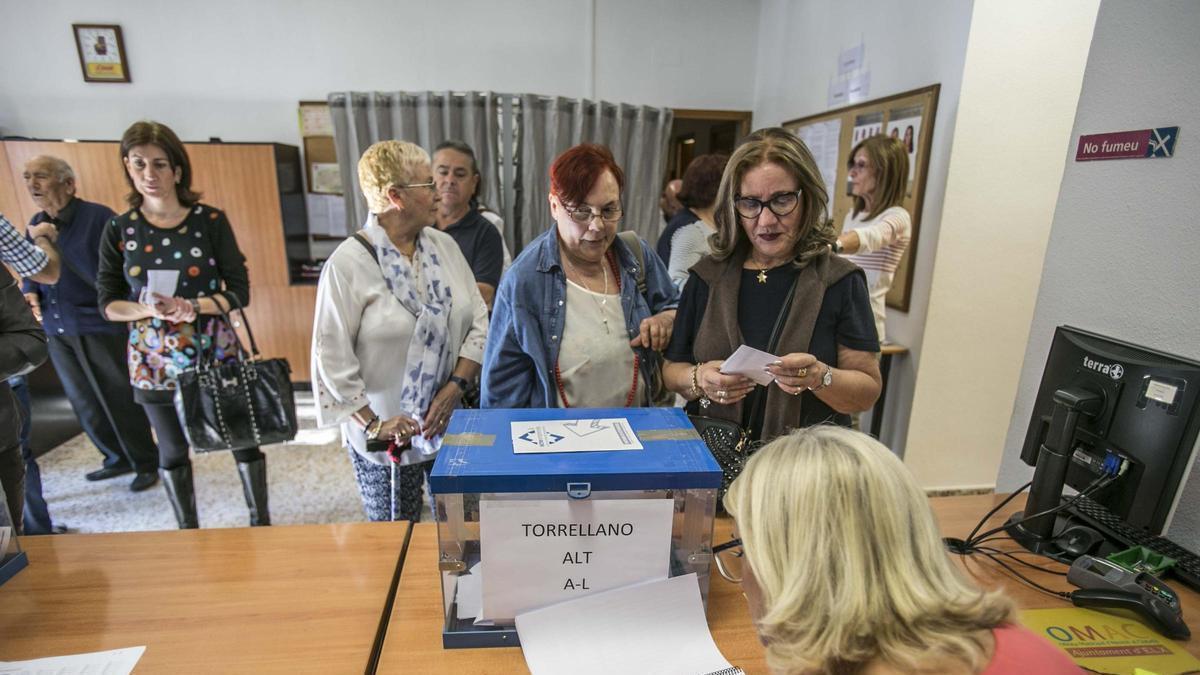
[175,294,297,452]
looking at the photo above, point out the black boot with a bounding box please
[160,465,199,529]
[236,456,270,527]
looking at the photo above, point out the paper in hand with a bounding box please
[719,345,778,387]
[144,269,180,304]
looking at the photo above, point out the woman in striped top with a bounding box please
[834,135,912,343]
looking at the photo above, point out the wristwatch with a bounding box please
[448,375,471,391]
[811,365,833,391]
[364,415,383,441]
[831,239,844,255]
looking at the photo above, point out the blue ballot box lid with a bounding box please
[430,407,722,494]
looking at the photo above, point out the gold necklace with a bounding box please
[747,257,785,284]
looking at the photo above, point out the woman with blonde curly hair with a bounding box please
[723,426,1081,674]
[663,128,880,443]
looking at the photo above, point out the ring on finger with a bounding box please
[797,367,807,378]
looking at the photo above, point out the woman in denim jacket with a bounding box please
[482,144,678,409]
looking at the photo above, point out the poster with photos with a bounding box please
[73,24,130,82]
[886,110,922,195]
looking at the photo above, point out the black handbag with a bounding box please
[175,294,298,452]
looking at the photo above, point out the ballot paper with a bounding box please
[0,646,145,674]
[510,418,643,454]
[719,345,778,387]
[142,269,179,304]
[515,574,742,675]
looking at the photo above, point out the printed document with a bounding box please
[511,418,643,454]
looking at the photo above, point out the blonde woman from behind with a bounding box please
[724,425,1082,674]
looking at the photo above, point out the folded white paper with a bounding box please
[144,269,179,303]
[720,345,778,387]
[515,574,741,675]
[0,646,145,674]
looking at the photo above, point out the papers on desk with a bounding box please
[515,574,743,675]
[720,345,778,387]
[0,646,145,674]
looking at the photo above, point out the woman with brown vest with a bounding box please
[662,128,882,442]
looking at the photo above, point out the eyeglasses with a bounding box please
[397,181,436,192]
[713,538,744,583]
[562,202,623,225]
[734,191,801,219]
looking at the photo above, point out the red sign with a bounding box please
[1076,127,1179,161]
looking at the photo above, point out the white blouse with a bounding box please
[311,226,489,464]
[557,280,644,407]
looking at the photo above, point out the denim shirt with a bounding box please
[482,228,679,408]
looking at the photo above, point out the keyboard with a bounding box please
[1069,495,1200,592]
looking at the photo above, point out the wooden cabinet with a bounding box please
[0,140,317,382]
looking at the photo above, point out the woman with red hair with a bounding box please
[482,144,678,408]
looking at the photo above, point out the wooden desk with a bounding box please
[379,495,1200,674]
[0,522,409,673]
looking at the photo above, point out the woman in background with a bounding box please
[97,120,268,529]
[723,426,1082,674]
[834,134,912,344]
[311,140,488,521]
[666,153,728,290]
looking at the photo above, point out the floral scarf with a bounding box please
[363,219,453,464]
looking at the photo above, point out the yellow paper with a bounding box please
[1019,607,1199,675]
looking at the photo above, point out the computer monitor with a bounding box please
[1008,326,1200,558]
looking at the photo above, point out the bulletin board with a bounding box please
[783,84,939,313]
[298,101,341,195]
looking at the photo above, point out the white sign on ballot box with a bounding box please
[511,418,644,454]
[478,498,674,621]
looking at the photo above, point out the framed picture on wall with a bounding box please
[72,24,131,83]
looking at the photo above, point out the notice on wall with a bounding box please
[479,498,674,621]
[511,418,643,454]
[838,42,865,75]
[1076,126,1179,161]
[794,119,842,209]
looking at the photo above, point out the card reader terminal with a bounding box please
[1067,555,1190,640]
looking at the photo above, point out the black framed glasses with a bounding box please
[713,538,744,583]
[562,202,623,225]
[734,191,802,219]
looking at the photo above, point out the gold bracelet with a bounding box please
[689,364,702,397]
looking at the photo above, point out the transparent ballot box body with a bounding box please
[0,477,28,586]
[431,407,721,649]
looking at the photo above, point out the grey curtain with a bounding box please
[516,95,673,251]
[327,91,501,234]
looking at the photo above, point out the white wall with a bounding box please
[751,0,975,456]
[0,0,758,149]
[903,0,1099,489]
[995,1,1200,545]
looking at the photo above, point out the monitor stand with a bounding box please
[1006,387,1104,563]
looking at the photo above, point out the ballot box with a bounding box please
[430,407,722,648]
[0,479,27,586]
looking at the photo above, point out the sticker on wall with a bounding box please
[1075,127,1179,161]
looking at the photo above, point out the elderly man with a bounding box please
[21,156,159,493]
[433,141,505,310]
[1,212,55,531]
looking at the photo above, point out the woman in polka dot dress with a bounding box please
[97,120,269,529]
